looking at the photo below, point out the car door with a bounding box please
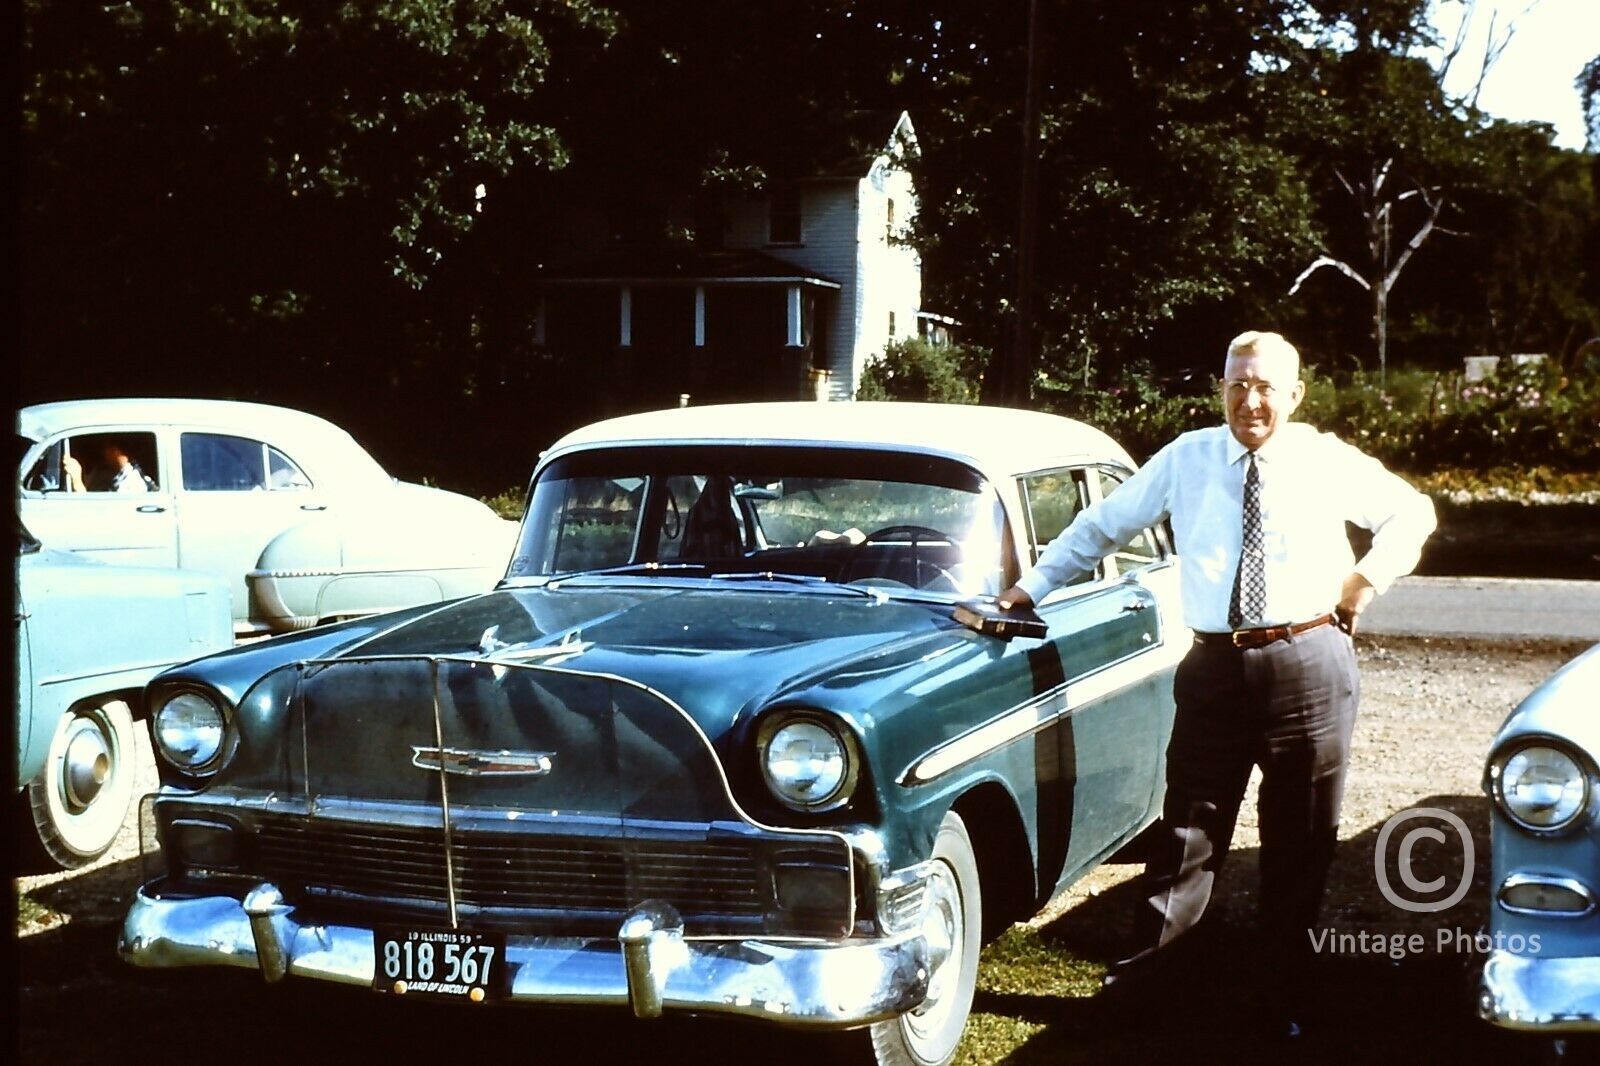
[1016,466,1174,891]
[173,430,330,619]
[17,429,179,567]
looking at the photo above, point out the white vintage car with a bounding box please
[17,399,516,634]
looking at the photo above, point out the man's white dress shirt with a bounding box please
[1016,422,1437,633]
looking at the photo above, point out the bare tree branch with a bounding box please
[1289,255,1370,295]
[1384,193,1446,290]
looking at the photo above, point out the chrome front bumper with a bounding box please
[121,881,931,1028]
[1478,950,1600,1031]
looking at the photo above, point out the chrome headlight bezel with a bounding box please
[756,711,861,813]
[1490,740,1594,836]
[152,688,235,778]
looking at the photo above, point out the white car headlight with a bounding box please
[759,715,858,812]
[153,691,230,774]
[1496,744,1589,832]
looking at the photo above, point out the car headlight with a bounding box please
[1494,743,1590,832]
[758,714,859,812]
[153,691,231,775]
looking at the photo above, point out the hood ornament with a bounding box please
[412,747,554,777]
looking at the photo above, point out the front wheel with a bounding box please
[866,810,983,1066]
[24,699,138,869]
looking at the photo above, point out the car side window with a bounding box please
[267,446,312,490]
[1097,467,1162,572]
[181,433,311,492]
[1019,468,1097,585]
[25,432,162,492]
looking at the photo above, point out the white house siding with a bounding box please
[721,113,923,400]
[852,162,922,399]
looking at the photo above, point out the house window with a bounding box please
[886,198,895,243]
[769,186,801,244]
[888,311,896,339]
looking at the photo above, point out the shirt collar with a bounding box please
[1225,426,1290,466]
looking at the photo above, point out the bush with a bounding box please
[1034,360,1214,462]
[857,339,985,403]
[1299,361,1600,474]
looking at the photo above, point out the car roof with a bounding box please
[545,401,1137,477]
[17,398,354,444]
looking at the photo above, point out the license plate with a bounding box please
[373,927,504,1001]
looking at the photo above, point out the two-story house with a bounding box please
[530,111,941,407]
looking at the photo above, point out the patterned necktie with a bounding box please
[1228,452,1265,629]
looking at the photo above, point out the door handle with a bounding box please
[136,504,167,514]
[1122,599,1149,612]
[300,504,328,512]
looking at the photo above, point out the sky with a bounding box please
[1430,0,1598,149]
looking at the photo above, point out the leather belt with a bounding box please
[1193,612,1338,650]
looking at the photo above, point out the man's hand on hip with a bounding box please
[1337,573,1376,633]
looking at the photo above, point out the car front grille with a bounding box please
[247,812,784,932]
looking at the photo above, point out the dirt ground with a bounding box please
[12,633,1596,1063]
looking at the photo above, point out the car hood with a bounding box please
[200,581,970,826]
[1490,642,1600,758]
[345,581,964,728]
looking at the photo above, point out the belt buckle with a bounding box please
[1230,629,1250,648]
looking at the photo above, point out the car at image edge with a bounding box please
[1478,641,1600,1056]
[118,401,1185,1065]
[15,518,234,869]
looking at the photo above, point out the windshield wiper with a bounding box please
[707,571,891,601]
[544,562,711,583]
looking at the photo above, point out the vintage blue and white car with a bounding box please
[119,402,1183,1065]
[17,398,516,634]
[1479,642,1600,1047]
[15,518,233,868]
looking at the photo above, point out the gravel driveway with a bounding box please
[15,633,1595,1063]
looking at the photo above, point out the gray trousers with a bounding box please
[1127,621,1359,964]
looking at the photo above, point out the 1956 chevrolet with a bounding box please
[120,402,1184,1065]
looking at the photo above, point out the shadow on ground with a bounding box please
[958,793,1597,1064]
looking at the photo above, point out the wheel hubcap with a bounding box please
[62,719,113,812]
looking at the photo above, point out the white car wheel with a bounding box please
[27,699,138,869]
[867,810,983,1066]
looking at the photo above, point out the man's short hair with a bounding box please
[1226,331,1300,376]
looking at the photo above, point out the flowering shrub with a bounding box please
[1299,361,1599,475]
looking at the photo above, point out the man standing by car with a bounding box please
[998,330,1436,1034]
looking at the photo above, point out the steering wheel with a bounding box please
[862,524,953,545]
[852,525,963,593]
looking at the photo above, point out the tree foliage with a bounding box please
[23,0,613,483]
[19,0,1600,486]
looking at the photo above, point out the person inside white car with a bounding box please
[63,442,155,492]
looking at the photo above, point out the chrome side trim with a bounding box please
[121,884,929,1027]
[1478,949,1600,1031]
[901,639,1182,786]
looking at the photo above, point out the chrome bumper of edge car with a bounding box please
[1479,950,1600,1031]
[120,881,931,1028]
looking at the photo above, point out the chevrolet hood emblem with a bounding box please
[411,747,554,777]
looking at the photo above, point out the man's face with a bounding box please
[1220,348,1304,450]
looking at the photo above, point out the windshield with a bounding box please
[507,445,1010,598]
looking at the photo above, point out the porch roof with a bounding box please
[536,247,840,289]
